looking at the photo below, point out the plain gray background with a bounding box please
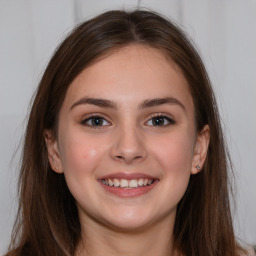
[0,0,255,254]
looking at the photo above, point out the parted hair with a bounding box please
[6,9,245,256]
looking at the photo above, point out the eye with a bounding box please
[146,115,175,127]
[81,115,110,127]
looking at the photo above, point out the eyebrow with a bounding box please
[70,97,118,110]
[139,97,186,112]
[70,96,186,112]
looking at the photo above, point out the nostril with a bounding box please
[114,154,144,163]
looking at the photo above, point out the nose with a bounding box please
[110,125,147,164]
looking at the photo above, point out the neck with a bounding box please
[76,213,179,256]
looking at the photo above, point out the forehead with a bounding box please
[62,45,193,111]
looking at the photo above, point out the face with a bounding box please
[45,45,209,231]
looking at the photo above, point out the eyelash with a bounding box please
[81,114,175,128]
[146,114,175,127]
[81,115,110,128]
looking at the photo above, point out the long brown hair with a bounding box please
[6,9,246,256]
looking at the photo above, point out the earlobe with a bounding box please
[191,125,210,175]
[44,130,63,174]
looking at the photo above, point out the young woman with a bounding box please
[5,9,251,256]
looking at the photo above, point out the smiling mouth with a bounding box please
[101,178,155,189]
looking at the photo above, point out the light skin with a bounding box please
[45,45,210,256]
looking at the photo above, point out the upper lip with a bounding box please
[98,172,158,180]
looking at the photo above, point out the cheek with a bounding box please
[58,131,106,187]
[150,132,194,198]
[58,131,112,211]
[153,132,194,171]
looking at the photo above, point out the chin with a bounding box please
[106,218,152,232]
[100,206,166,232]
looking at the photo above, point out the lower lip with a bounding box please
[99,180,159,198]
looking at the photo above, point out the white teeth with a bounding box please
[102,178,155,188]
[138,178,144,186]
[148,179,153,185]
[114,178,120,187]
[129,179,138,188]
[120,179,129,188]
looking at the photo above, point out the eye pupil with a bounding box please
[152,116,164,126]
[92,117,103,126]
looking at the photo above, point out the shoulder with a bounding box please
[245,246,256,256]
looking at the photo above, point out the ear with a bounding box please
[191,125,210,175]
[44,130,63,174]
